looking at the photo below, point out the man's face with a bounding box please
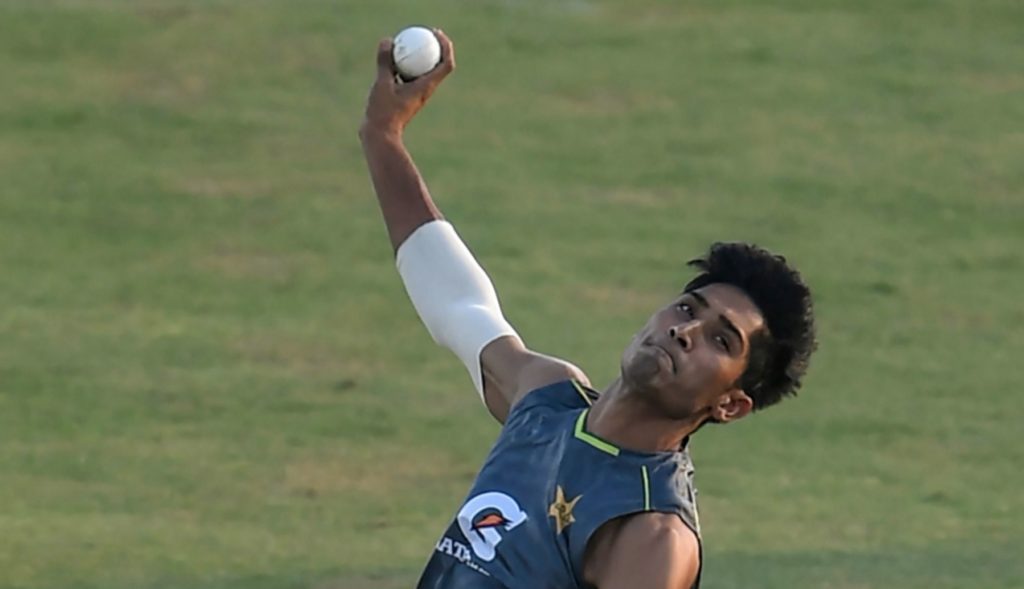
[621,283,766,421]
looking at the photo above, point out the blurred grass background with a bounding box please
[1,0,1022,587]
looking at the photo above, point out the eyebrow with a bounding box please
[689,291,710,309]
[689,291,746,353]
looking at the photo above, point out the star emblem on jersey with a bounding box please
[548,485,582,534]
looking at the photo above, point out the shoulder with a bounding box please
[585,512,699,589]
[513,352,591,400]
[617,512,699,554]
[480,336,591,422]
[502,376,596,429]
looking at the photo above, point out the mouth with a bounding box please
[648,341,677,374]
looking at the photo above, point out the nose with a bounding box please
[668,322,700,352]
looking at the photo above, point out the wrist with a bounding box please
[359,120,403,143]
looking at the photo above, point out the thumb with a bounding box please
[376,38,397,82]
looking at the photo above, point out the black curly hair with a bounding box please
[684,242,817,411]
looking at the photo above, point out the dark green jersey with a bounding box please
[417,379,702,588]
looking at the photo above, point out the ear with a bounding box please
[711,389,753,423]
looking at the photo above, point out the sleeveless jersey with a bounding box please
[416,379,702,589]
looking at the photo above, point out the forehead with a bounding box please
[688,283,765,337]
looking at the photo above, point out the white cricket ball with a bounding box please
[392,26,442,80]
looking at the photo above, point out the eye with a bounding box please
[714,334,730,352]
[677,302,694,318]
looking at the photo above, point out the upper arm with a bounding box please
[478,335,590,423]
[591,513,700,589]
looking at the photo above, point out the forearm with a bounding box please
[359,124,443,253]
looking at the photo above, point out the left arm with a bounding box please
[587,513,700,589]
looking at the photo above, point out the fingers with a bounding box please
[375,38,397,87]
[434,29,456,75]
[402,29,456,95]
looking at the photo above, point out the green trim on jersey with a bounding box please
[573,410,620,456]
[641,465,651,511]
[570,380,593,406]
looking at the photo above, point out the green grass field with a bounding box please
[2,0,1022,587]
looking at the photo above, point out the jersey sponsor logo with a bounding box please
[457,491,528,561]
[434,535,491,576]
[548,485,582,534]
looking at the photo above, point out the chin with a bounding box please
[621,355,669,393]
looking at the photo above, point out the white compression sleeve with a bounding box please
[395,220,520,399]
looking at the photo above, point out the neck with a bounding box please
[589,377,706,453]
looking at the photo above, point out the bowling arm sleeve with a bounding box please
[396,220,520,399]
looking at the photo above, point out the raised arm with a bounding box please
[358,32,587,422]
[358,35,451,250]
